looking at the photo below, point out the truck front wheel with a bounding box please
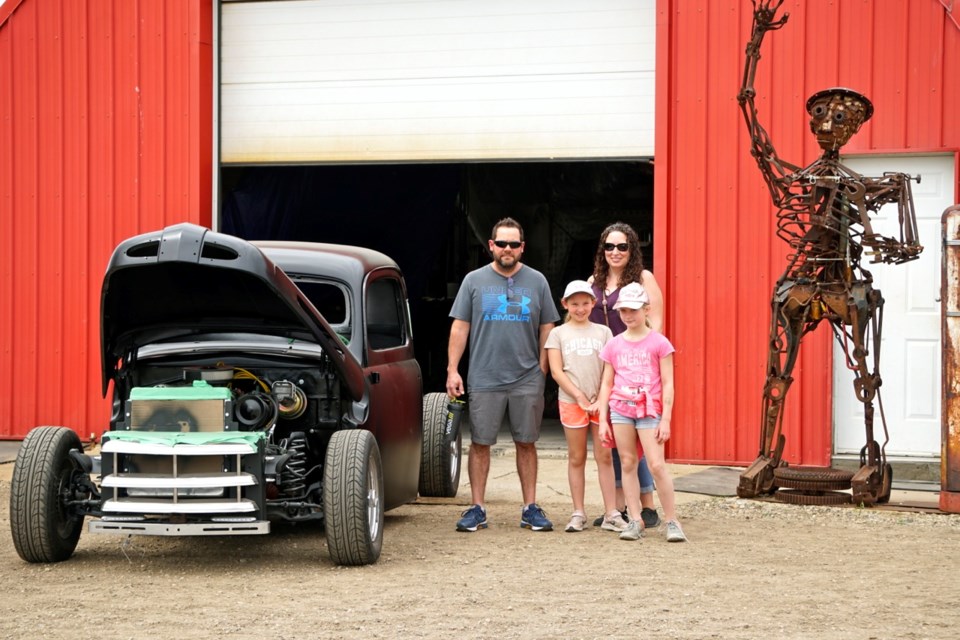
[10,427,86,563]
[323,429,384,566]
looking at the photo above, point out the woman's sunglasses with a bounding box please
[493,240,523,249]
[603,242,630,252]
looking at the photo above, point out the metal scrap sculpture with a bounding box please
[736,0,922,505]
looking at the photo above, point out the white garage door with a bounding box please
[219,0,656,163]
[833,154,956,458]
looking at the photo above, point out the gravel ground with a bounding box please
[0,454,958,640]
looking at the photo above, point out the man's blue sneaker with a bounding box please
[456,505,488,532]
[520,503,553,531]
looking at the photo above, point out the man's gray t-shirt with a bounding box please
[450,264,561,391]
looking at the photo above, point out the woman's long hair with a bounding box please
[591,222,645,289]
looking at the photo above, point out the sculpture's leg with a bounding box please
[738,283,807,498]
[841,287,892,505]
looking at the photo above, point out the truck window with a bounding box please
[366,278,405,350]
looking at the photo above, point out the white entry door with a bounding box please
[833,154,955,458]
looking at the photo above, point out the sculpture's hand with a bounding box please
[753,0,789,32]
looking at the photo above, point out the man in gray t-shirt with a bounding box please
[446,217,560,533]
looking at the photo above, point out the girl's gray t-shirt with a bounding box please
[449,264,560,391]
[545,321,613,403]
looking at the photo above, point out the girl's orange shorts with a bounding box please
[558,400,599,429]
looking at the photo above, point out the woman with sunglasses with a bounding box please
[587,222,665,530]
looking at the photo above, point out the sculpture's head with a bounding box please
[806,87,873,152]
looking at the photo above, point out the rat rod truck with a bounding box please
[9,223,461,566]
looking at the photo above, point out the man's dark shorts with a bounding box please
[468,373,545,445]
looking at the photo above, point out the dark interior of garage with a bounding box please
[220,161,654,405]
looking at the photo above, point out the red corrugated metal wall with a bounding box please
[655,0,960,465]
[0,0,212,438]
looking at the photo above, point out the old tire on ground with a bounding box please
[323,429,384,566]
[418,393,461,498]
[773,489,852,506]
[773,466,853,492]
[9,426,85,563]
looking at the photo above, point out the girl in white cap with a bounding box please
[545,280,621,532]
[597,282,687,542]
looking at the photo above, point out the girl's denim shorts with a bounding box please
[609,409,661,430]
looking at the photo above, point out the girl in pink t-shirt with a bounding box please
[598,283,687,542]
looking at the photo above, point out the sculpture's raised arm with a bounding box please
[738,0,799,207]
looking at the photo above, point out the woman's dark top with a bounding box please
[589,282,627,335]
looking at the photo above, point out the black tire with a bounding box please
[9,427,85,563]
[323,430,384,566]
[773,466,854,492]
[418,393,461,498]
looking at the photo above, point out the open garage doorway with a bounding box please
[219,161,655,401]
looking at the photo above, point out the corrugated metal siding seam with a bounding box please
[700,3,737,459]
[666,0,709,462]
[947,6,960,150]
[689,0,710,462]
[115,0,138,241]
[872,2,910,151]
[165,1,183,223]
[0,18,13,433]
[11,1,40,435]
[86,1,115,432]
[701,1,740,463]
[910,2,944,149]
[141,0,165,231]
[37,0,66,428]
[62,0,90,431]
[193,3,213,225]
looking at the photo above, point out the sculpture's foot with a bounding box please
[851,462,892,506]
[738,456,778,498]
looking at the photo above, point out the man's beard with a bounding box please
[496,254,518,269]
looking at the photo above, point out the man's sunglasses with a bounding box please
[603,242,630,252]
[493,240,523,249]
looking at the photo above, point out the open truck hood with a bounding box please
[100,223,367,402]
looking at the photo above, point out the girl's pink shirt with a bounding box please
[599,331,675,409]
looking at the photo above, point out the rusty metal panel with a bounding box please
[656,0,960,466]
[0,0,212,438]
[942,206,960,513]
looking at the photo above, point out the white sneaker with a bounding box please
[665,519,688,542]
[565,513,587,532]
[600,512,629,532]
[619,519,644,541]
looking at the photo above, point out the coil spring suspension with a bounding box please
[279,432,308,497]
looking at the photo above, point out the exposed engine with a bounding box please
[99,355,349,527]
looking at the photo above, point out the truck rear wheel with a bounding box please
[323,429,384,566]
[10,426,85,563]
[418,393,461,498]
